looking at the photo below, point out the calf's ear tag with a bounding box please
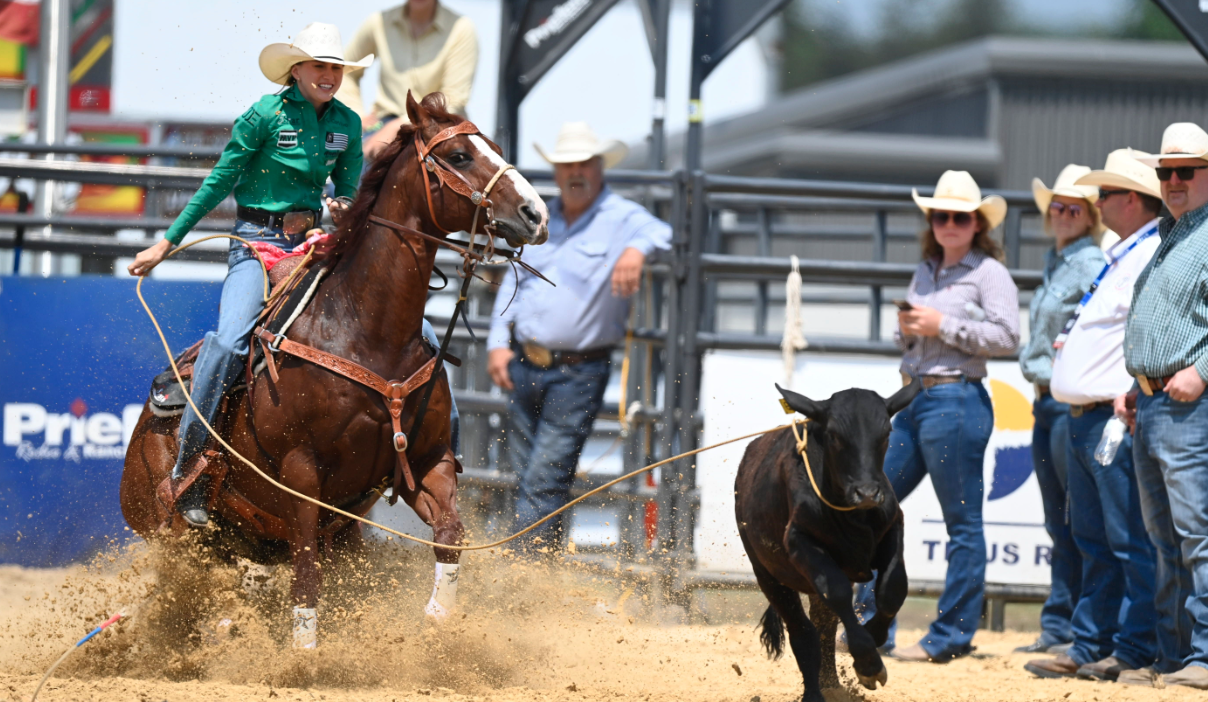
[779,398,795,415]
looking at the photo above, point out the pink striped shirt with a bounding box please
[895,249,1021,379]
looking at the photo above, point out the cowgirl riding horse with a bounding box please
[129,24,456,526]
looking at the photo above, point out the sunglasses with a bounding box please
[1155,165,1208,181]
[1098,189,1132,200]
[1049,201,1085,218]
[929,211,974,227]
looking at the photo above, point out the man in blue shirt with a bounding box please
[487,122,672,550]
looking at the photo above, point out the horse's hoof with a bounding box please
[856,665,888,690]
[424,598,451,622]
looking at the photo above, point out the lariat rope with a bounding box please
[137,238,832,550]
[788,417,857,512]
[781,254,807,386]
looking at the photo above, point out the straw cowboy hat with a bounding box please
[1074,149,1162,200]
[534,122,628,169]
[912,170,1007,230]
[259,23,374,86]
[1033,164,1105,234]
[1132,122,1208,167]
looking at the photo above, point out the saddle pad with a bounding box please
[250,263,330,377]
[266,263,328,337]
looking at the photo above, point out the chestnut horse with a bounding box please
[120,92,549,643]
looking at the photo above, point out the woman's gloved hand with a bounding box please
[325,195,354,228]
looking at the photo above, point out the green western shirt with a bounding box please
[164,85,363,245]
[1124,201,1208,381]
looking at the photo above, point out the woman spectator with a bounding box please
[855,170,1021,663]
[1015,165,1106,655]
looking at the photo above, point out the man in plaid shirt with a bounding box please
[1116,122,1208,690]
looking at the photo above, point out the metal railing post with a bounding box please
[656,170,688,572]
[668,170,707,588]
[755,207,771,336]
[1004,208,1023,269]
[870,209,887,341]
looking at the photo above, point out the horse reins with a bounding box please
[370,120,552,454]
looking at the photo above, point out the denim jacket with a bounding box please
[1020,236,1106,385]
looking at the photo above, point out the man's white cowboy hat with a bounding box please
[1074,149,1162,200]
[1132,122,1208,167]
[534,122,628,169]
[912,170,1007,230]
[1033,164,1105,234]
[259,23,374,86]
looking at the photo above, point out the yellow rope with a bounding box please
[138,235,799,551]
[789,418,856,512]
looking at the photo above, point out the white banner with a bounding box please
[696,350,1051,587]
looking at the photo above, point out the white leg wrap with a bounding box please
[292,606,317,649]
[424,563,459,621]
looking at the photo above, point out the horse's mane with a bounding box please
[331,92,465,258]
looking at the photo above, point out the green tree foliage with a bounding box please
[780,0,1184,92]
[1117,2,1185,40]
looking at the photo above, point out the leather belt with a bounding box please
[902,373,979,388]
[237,206,320,235]
[1069,401,1111,418]
[1136,374,1175,397]
[513,335,611,370]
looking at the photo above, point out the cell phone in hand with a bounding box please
[892,299,913,311]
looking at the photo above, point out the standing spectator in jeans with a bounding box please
[486,123,671,551]
[1115,122,1208,690]
[1016,164,1107,655]
[1026,150,1162,681]
[856,170,1020,662]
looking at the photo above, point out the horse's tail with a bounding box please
[758,606,785,660]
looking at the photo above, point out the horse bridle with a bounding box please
[364,119,549,470]
[365,120,547,274]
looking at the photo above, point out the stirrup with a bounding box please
[177,474,211,527]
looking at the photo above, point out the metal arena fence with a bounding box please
[0,149,1050,629]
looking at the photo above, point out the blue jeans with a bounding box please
[1032,394,1080,646]
[505,353,611,549]
[856,380,993,660]
[175,220,301,470]
[1134,391,1208,673]
[176,220,460,468]
[1066,405,1157,669]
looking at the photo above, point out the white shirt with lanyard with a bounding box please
[1050,218,1162,405]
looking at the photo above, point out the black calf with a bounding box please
[735,380,919,702]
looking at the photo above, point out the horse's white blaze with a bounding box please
[467,134,548,225]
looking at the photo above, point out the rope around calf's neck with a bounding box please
[137,234,805,551]
[789,418,857,512]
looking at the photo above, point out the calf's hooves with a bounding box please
[856,665,888,690]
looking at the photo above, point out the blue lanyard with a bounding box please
[1053,224,1159,350]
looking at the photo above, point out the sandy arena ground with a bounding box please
[0,541,1200,702]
